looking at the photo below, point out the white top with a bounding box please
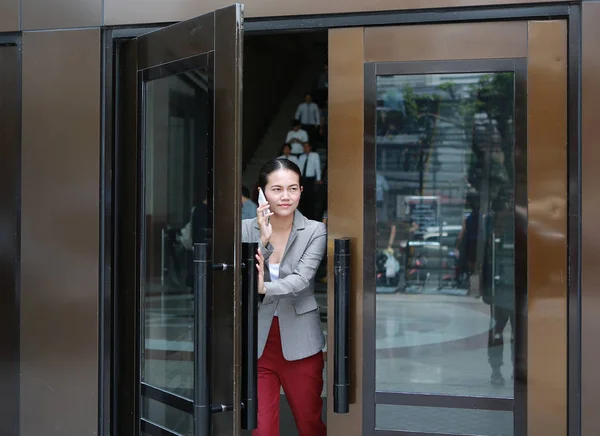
[295,102,321,126]
[298,152,322,181]
[278,154,300,166]
[285,129,308,155]
[269,263,280,316]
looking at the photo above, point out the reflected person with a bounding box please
[454,193,480,288]
[242,158,327,436]
[376,172,390,224]
[482,193,514,386]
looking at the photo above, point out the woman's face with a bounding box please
[264,169,302,218]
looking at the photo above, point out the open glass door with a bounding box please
[115,5,246,436]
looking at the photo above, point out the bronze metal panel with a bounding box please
[527,20,568,436]
[0,45,20,436]
[327,26,364,436]
[365,21,527,63]
[104,0,567,26]
[20,29,101,436]
[212,5,244,435]
[137,13,214,70]
[0,0,19,32]
[582,3,600,435]
[22,0,101,30]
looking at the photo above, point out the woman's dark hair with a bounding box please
[258,158,302,191]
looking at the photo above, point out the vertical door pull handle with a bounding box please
[334,238,351,414]
[241,242,259,430]
[193,243,211,435]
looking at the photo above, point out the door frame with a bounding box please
[100,4,581,436]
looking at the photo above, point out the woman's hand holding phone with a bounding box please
[257,188,273,248]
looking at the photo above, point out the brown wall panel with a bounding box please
[526,20,568,436]
[365,21,527,62]
[0,0,19,32]
[20,29,101,436]
[327,27,364,436]
[582,3,600,435]
[22,0,101,30]
[104,0,567,26]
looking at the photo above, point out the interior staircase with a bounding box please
[242,59,325,191]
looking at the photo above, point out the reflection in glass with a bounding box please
[376,405,512,436]
[142,397,193,436]
[140,66,212,430]
[375,72,516,433]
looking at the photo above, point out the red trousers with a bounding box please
[253,317,327,436]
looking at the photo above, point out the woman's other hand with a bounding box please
[255,249,266,295]
[257,202,274,248]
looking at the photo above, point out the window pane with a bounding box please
[375,72,516,405]
[142,397,193,436]
[141,65,212,407]
[376,405,512,436]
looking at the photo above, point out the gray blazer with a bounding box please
[242,210,327,361]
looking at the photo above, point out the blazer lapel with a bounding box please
[281,210,307,262]
[253,210,307,263]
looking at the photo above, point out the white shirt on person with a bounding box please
[298,152,321,181]
[295,102,320,126]
[268,263,280,316]
[278,154,300,166]
[285,129,308,154]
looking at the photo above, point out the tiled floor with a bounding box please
[142,288,516,435]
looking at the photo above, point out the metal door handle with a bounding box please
[241,242,259,430]
[334,238,351,414]
[193,243,211,435]
[193,242,258,435]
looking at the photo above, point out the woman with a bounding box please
[242,158,327,436]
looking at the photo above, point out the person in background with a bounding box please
[318,99,329,147]
[315,64,328,106]
[278,143,299,166]
[314,163,328,222]
[242,186,259,220]
[242,158,327,436]
[285,119,309,156]
[297,142,321,220]
[295,93,321,144]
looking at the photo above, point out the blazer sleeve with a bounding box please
[241,218,274,261]
[264,222,326,298]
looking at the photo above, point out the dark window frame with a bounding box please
[363,58,528,435]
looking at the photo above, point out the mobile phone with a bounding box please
[258,188,271,217]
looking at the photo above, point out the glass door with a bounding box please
[366,60,525,436]
[115,5,245,436]
[326,21,568,436]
